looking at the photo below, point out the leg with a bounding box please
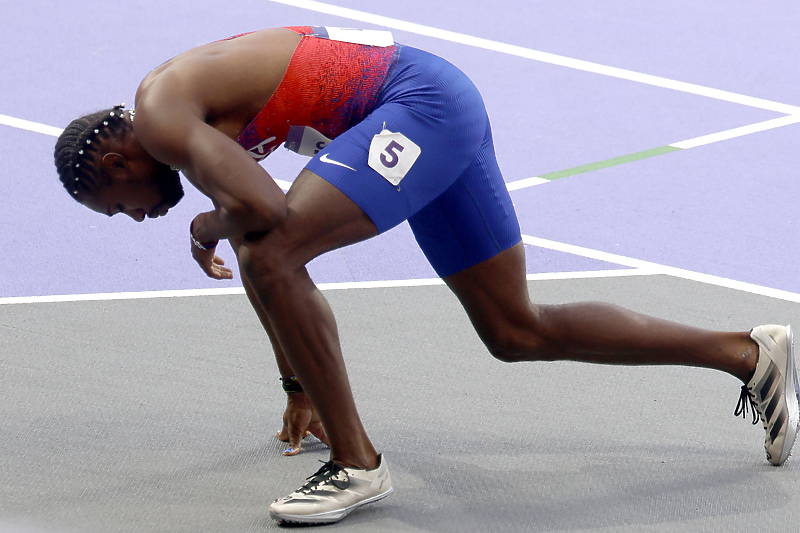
[235,266,328,453]
[445,242,800,465]
[444,242,758,382]
[236,170,380,469]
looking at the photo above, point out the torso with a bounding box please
[233,27,400,160]
[135,27,400,160]
[135,28,302,141]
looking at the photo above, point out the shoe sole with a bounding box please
[270,486,393,525]
[775,325,800,465]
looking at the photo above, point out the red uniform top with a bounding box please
[234,26,400,160]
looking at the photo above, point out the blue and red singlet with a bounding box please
[234,26,400,161]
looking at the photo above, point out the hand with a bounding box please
[190,214,233,280]
[275,391,329,456]
[191,244,234,280]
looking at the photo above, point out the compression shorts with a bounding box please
[305,45,521,277]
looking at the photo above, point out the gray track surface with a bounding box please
[3,277,800,533]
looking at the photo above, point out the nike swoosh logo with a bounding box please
[320,153,356,171]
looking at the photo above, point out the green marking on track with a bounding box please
[539,145,683,181]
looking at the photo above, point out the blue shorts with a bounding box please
[305,46,521,278]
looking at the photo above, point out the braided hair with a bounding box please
[54,105,130,201]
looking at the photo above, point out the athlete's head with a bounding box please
[54,105,184,221]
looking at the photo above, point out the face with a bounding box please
[83,161,184,222]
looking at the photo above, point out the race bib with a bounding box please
[312,26,394,47]
[285,125,332,157]
[368,125,421,186]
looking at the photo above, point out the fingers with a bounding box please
[306,419,329,447]
[283,443,302,456]
[282,405,312,456]
[275,427,290,443]
[208,255,234,279]
[274,428,312,443]
[275,397,329,456]
[191,240,234,280]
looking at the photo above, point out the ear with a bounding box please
[100,152,132,183]
[101,152,126,171]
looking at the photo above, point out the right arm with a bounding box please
[241,271,329,455]
[133,88,288,245]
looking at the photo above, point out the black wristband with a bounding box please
[189,220,219,251]
[281,376,303,393]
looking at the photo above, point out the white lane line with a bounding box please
[670,114,800,149]
[3,252,792,305]
[0,114,63,136]
[0,288,246,305]
[506,114,800,191]
[526,269,651,281]
[0,115,296,190]
[321,268,654,288]
[507,177,549,191]
[267,0,800,115]
[0,282,400,305]
[0,270,647,305]
[522,235,800,303]
[3,237,796,309]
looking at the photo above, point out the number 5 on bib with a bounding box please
[368,126,421,186]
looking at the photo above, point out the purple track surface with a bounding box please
[2,1,799,298]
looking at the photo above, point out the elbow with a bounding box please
[225,196,287,235]
[257,190,288,228]
[261,197,288,229]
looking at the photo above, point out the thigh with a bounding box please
[408,120,522,278]
[303,47,489,234]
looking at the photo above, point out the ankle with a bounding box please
[737,337,759,384]
[332,451,379,470]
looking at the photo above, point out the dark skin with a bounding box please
[81,28,759,466]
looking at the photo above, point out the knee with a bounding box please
[480,326,550,364]
[237,236,296,290]
[477,306,556,364]
[484,336,520,363]
[483,336,536,363]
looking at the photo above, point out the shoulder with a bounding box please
[131,82,204,169]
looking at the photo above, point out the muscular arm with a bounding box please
[133,90,287,243]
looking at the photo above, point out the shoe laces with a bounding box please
[298,460,349,493]
[734,384,760,425]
